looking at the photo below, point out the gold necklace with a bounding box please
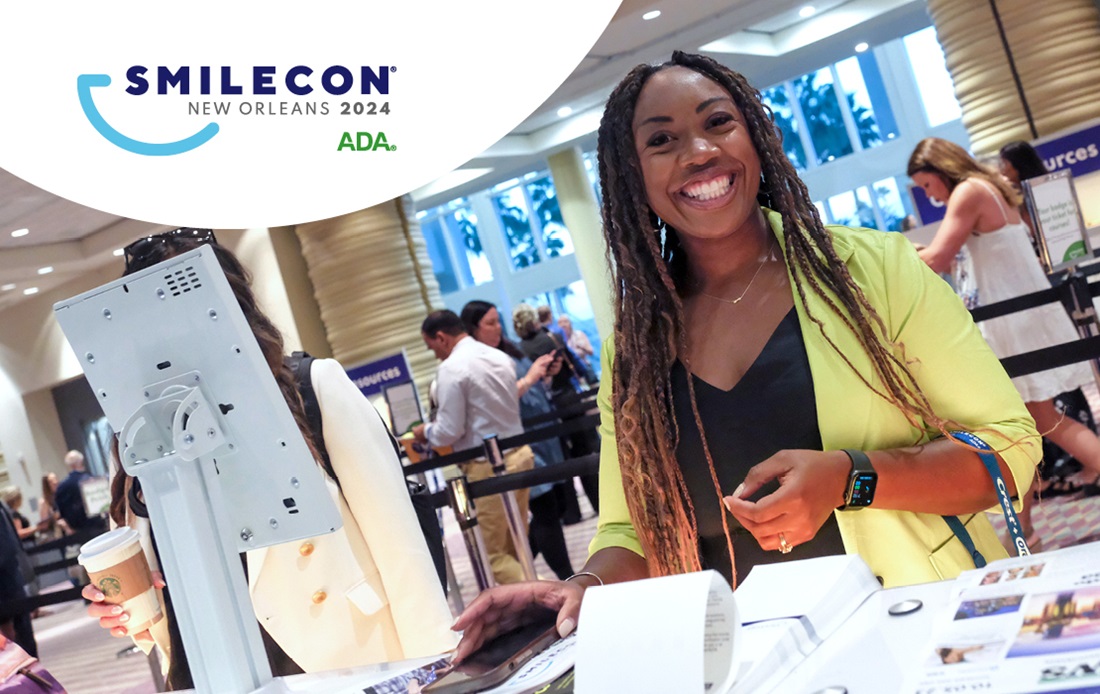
[696,242,774,305]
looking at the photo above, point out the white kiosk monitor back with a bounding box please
[54,245,342,693]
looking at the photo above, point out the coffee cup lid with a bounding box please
[78,526,140,565]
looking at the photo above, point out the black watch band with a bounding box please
[838,449,877,510]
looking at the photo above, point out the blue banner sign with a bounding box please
[346,351,412,398]
[1035,121,1100,179]
[911,185,947,226]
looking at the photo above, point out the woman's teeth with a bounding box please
[683,177,732,201]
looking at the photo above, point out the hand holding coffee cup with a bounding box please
[79,528,164,639]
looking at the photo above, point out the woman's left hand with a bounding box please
[723,449,850,552]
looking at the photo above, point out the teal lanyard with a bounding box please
[942,431,1029,569]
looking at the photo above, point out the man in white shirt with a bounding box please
[413,310,535,585]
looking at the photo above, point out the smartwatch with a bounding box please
[838,449,877,510]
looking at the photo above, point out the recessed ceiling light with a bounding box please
[643,10,661,20]
[10,228,29,238]
[799,5,816,18]
[1,284,15,291]
[23,287,38,296]
[113,248,125,257]
[37,266,54,275]
[557,106,573,118]
[855,42,869,53]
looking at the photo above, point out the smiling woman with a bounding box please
[447,52,1040,663]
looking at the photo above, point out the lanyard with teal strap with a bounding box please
[942,431,1029,568]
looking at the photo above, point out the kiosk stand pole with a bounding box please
[1064,270,1100,387]
[121,382,285,694]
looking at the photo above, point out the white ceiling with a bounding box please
[0,0,930,311]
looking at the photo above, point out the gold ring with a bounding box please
[778,532,792,554]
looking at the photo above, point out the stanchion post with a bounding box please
[482,435,538,582]
[446,476,495,592]
[1064,270,1100,385]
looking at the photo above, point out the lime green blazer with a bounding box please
[589,210,1040,588]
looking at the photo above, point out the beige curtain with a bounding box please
[296,197,444,408]
[928,0,1100,156]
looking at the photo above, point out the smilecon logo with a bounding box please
[77,64,397,156]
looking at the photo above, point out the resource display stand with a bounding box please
[54,246,342,693]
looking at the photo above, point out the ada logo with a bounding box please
[78,74,220,156]
[337,132,393,152]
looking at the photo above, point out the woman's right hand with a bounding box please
[527,353,554,382]
[450,580,585,664]
[83,570,166,643]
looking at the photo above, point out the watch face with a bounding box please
[848,471,877,507]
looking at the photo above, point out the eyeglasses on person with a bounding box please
[123,228,218,273]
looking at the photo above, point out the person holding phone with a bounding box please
[450,51,1039,661]
[461,300,575,581]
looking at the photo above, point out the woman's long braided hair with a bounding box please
[597,51,956,583]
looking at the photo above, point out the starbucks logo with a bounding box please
[98,577,122,598]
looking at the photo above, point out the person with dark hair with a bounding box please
[461,300,575,580]
[999,140,1100,500]
[415,309,536,585]
[999,141,1048,194]
[998,139,1051,249]
[449,52,1039,660]
[0,495,36,658]
[82,229,455,687]
[909,138,1100,507]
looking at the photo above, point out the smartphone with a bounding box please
[424,609,561,694]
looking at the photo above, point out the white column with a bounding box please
[547,147,614,340]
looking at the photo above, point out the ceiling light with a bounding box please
[1,284,15,291]
[557,106,573,118]
[855,42,869,53]
[10,228,29,238]
[643,10,661,20]
[37,266,54,275]
[23,287,38,296]
[113,248,124,257]
[799,5,816,18]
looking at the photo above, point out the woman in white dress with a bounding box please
[908,138,1100,511]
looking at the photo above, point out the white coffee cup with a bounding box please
[78,527,163,633]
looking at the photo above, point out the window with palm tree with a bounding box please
[526,176,575,258]
[761,85,808,170]
[796,68,853,165]
[494,187,541,270]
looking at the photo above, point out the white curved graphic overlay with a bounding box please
[0,2,620,227]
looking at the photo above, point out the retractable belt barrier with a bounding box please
[425,452,600,511]
[0,528,103,622]
[403,411,601,476]
[968,269,1100,378]
[520,393,598,427]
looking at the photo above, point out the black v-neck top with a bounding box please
[670,308,845,585]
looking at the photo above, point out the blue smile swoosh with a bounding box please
[78,74,219,156]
